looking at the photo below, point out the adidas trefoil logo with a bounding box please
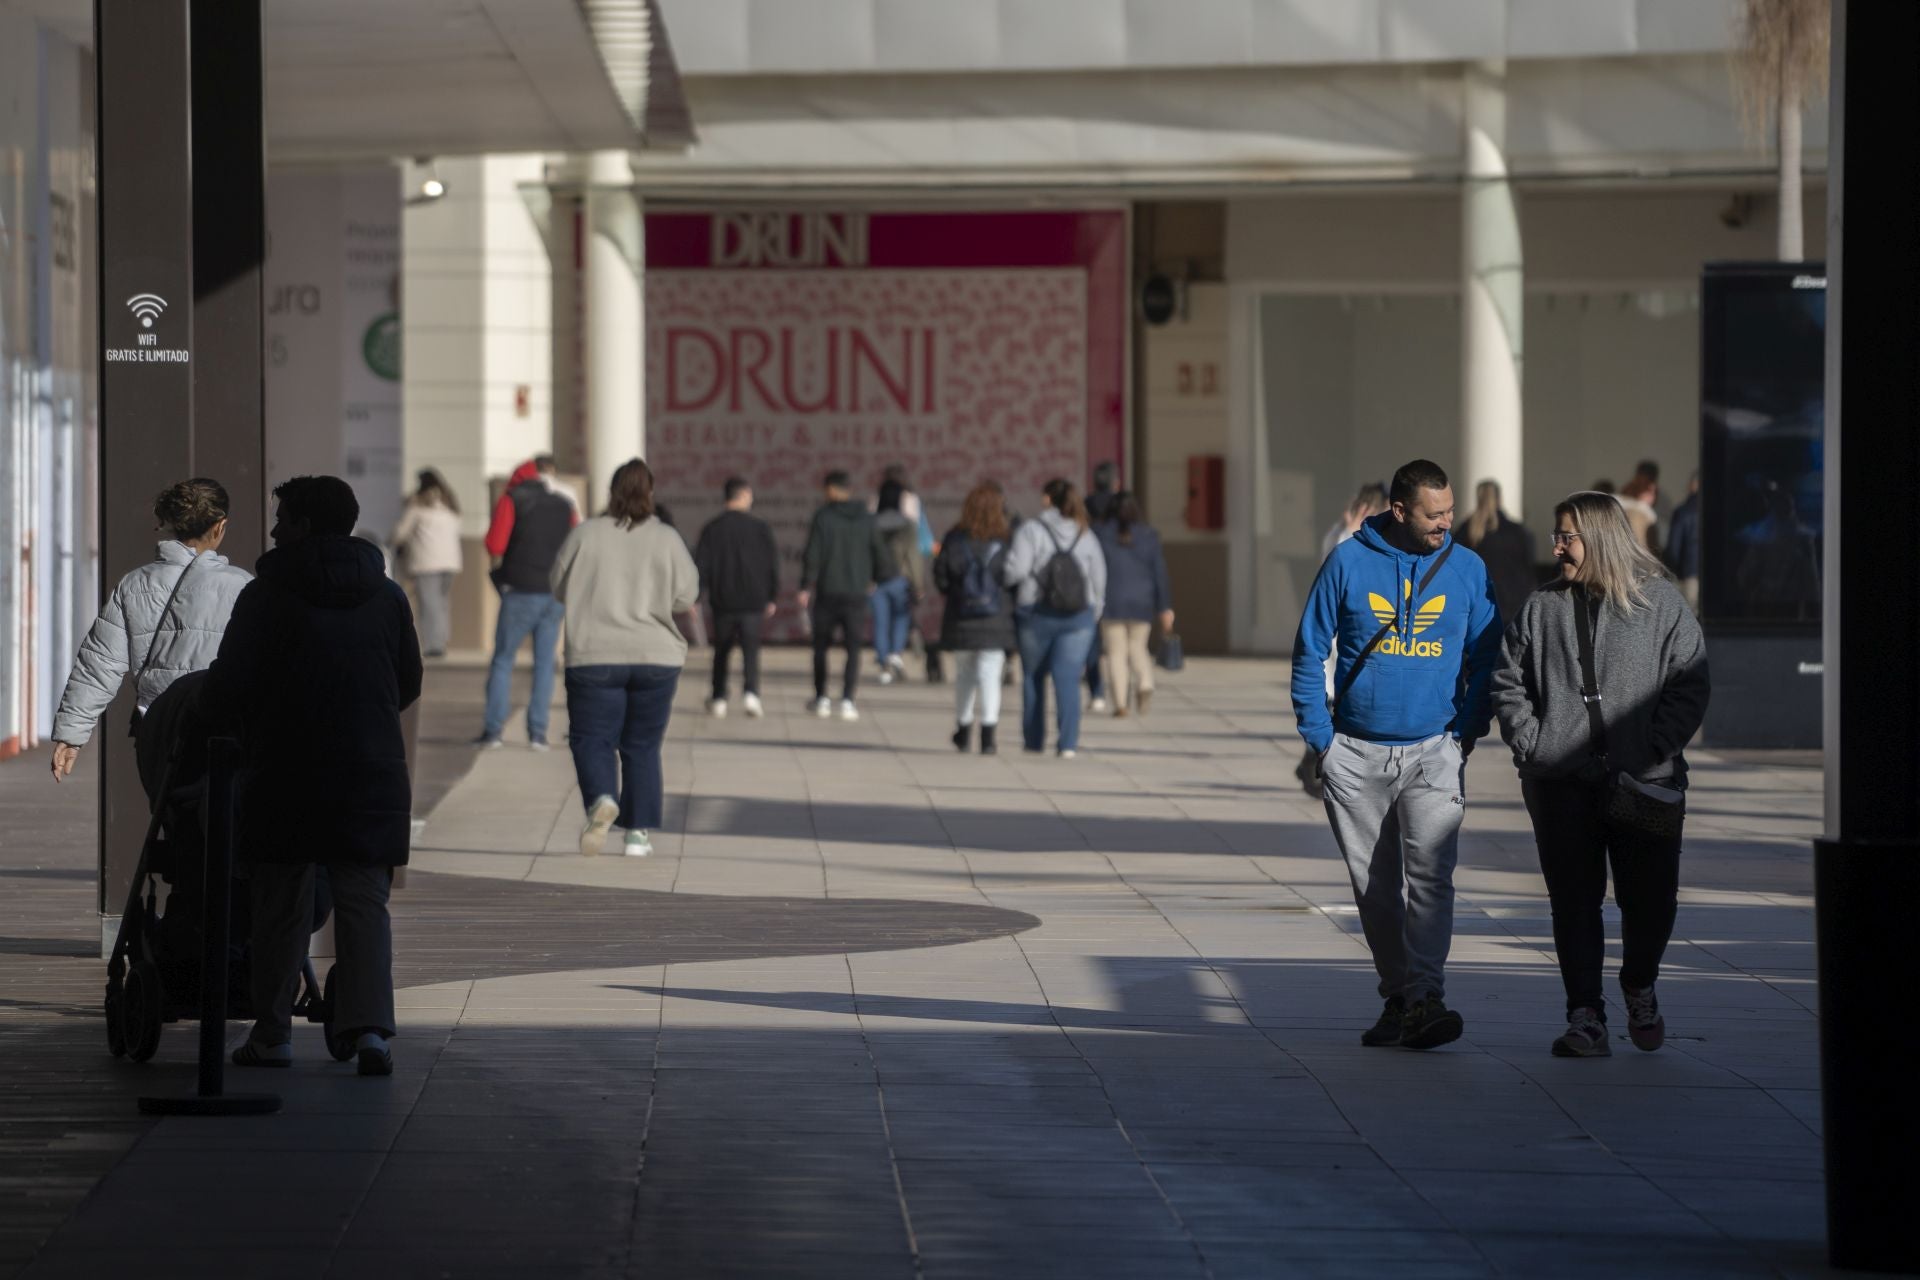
[1367,580,1447,658]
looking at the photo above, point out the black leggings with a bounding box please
[811,594,866,700]
[1521,777,1683,1019]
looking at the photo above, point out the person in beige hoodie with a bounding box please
[390,469,464,657]
[549,458,700,858]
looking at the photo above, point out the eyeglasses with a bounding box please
[1550,532,1582,546]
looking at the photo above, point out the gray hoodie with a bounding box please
[52,541,253,746]
[1490,575,1709,784]
[1002,507,1107,617]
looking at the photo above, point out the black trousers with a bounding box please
[811,593,866,700]
[1521,776,1683,1019]
[711,611,765,700]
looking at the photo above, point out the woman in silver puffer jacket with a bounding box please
[49,478,253,782]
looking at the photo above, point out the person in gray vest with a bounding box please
[1291,459,1503,1051]
[50,478,252,784]
[475,455,578,749]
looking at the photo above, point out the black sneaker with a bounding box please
[1399,996,1465,1050]
[1361,996,1407,1047]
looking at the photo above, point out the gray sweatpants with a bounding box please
[1320,732,1467,1003]
[248,862,397,1046]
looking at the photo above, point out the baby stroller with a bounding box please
[105,672,347,1062]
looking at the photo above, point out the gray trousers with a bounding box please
[1320,732,1467,1003]
[248,862,397,1045]
[413,571,454,656]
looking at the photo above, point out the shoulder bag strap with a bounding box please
[1332,541,1455,712]
[132,554,197,694]
[1571,588,1609,766]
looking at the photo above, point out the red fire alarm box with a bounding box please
[1186,455,1224,530]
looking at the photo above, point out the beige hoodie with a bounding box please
[549,515,700,669]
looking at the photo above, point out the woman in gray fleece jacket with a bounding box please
[1491,491,1709,1060]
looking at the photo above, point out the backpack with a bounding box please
[1035,525,1089,614]
[957,541,1004,619]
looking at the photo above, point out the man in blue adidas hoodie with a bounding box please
[1292,459,1502,1051]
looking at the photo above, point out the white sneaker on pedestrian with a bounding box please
[580,795,618,856]
[1089,697,1110,714]
[888,655,907,678]
[838,699,860,721]
[528,738,551,753]
[810,696,833,718]
[742,692,764,718]
[624,830,652,858]
[708,698,728,718]
[1058,749,1077,760]
[877,668,895,686]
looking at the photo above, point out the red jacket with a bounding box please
[485,461,578,558]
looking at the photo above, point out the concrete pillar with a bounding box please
[1460,61,1523,518]
[549,151,642,517]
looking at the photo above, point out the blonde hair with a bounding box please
[1462,480,1501,547]
[1556,490,1667,612]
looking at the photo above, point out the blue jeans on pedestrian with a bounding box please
[564,664,681,831]
[484,590,566,742]
[872,576,912,667]
[1016,607,1097,753]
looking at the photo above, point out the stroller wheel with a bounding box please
[123,962,165,1063]
[105,978,127,1058]
[322,967,354,1062]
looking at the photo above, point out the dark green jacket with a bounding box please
[801,500,887,598]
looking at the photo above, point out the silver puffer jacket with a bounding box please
[50,541,253,746]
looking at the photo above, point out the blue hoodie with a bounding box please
[1291,513,1502,755]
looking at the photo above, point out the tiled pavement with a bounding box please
[0,653,1834,1278]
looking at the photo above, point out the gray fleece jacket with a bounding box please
[1002,508,1107,617]
[1490,575,1709,784]
[52,541,253,746]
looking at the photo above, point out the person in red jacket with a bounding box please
[476,455,579,749]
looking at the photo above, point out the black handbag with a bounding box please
[1155,630,1185,673]
[1572,590,1685,840]
[127,555,197,738]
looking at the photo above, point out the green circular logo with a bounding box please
[362,312,401,381]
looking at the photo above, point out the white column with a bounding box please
[549,151,643,517]
[1460,61,1524,519]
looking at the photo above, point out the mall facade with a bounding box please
[0,0,1827,755]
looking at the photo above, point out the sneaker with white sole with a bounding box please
[580,794,619,856]
[1621,982,1665,1052]
[1089,697,1110,714]
[708,698,728,718]
[528,738,550,753]
[356,1031,393,1077]
[887,655,907,679]
[876,668,895,686]
[624,830,652,858]
[810,697,833,718]
[838,699,860,721]
[742,692,764,718]
[1058,748,1077,760]
[1551,1006,1612,1057]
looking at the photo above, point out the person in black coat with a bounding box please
[694,476,781,718]
[201,475,422,1077]
[1093,494,1173,716]
[932,483,1018,754]
[1458,480,1541,624]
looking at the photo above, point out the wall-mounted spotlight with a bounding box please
[407,157,447,207]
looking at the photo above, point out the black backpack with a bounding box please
[957,540,1004,619]
[1035,525,1089,614]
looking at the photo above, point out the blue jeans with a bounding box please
[564,664,681,831]
[1016,608,1097,753]
[484,590,566,741]
[872,576,912,666]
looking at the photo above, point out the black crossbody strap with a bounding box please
[1571,588,1609,764]
[132,555,197,694]
[1333,541,1455,712]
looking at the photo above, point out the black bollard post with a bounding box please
[138,737,279,1117]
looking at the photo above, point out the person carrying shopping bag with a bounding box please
[1490,490,1709,1057]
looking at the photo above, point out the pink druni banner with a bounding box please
[644,209,1126,641]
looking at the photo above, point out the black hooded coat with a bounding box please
[200,535,423,867]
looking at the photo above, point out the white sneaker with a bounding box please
[877,668,896,686]
[742,692,764,718]
[838,699,860,721]
[1089,698,1110,714]
[888,655,907,678]
[811,697,833,718]
[580,795,618,856]
[623,830,652,858]
[1058,749,1078,760]
[708,698,728,718]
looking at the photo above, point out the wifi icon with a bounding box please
[127,293,168,329]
